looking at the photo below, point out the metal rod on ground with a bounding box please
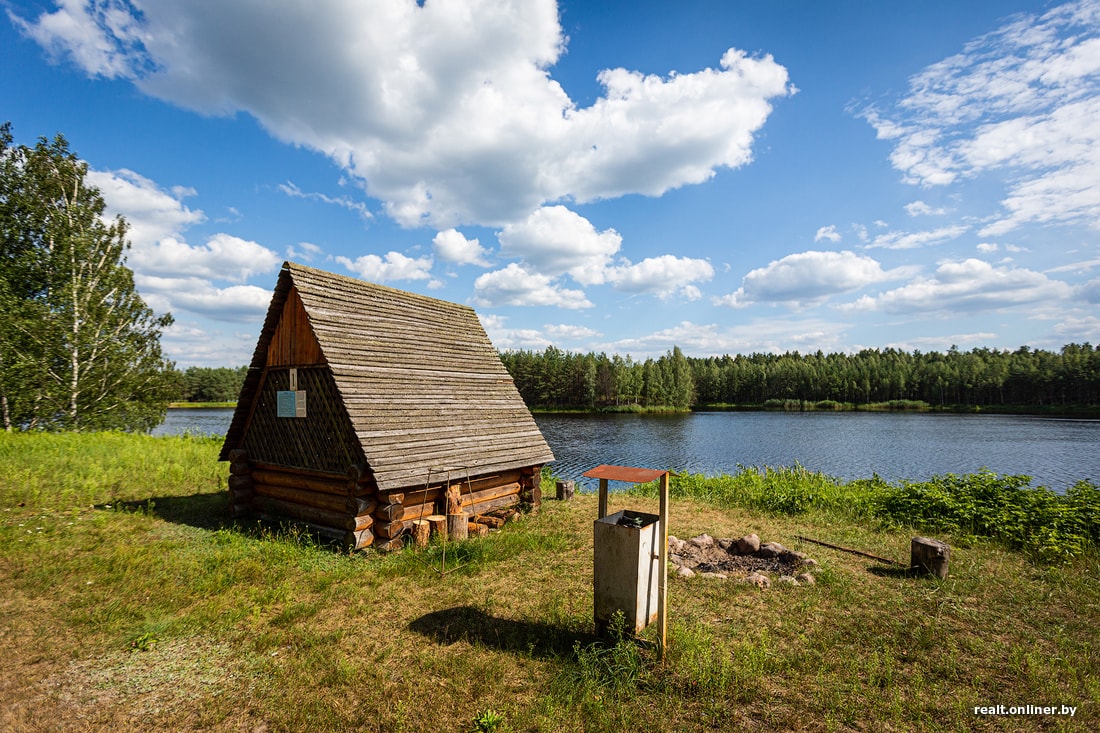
[794,535,902,566]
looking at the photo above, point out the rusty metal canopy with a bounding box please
[583,464,667,484]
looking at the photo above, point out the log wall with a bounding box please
[227,460,544,552]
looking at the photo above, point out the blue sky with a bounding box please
[3,0,1098,367]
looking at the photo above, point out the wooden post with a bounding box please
[911,537,950,579]
[411,519,431,548]
[447,512,468,541]
[556,480,575,501]
[657,471,670,662]
[598,478,609,519]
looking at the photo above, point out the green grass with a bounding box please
[1,431,1097,732]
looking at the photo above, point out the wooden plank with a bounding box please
[251,469,350,499]
[465,493,520,516]
[249,496,348,531]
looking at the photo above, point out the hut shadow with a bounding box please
[409,605,599,659]
[113,493,231,531]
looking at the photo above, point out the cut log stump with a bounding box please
[447,512,468,541]
[556,480,575,501]
[412,519,431,548]
[911,536,950,579]
[426,514,447,537]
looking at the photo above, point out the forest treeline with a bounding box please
[498,343,1100,411]
[168,366,248,403]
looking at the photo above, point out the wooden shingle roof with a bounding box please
[220,262,554,490]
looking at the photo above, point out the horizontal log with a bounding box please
[375,537,405,552]
[348,513,374,533]
[228,474,254,491]
[229,487,254,504]
[461,482,521,509]
[375,503,405,522]
[468,522,489,538]
[466,494,520,517]
[252,482,352,515]
[400,501,438,522]
[375,519,408,539]
[344,528,374,550]
[378,492,405,505]
[472,514,505,529]
[251,468,350,497]
[345,496,379,516]
[346,463,368,482]
[229,461,252,476]
[250,496,348,531]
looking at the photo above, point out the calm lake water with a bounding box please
[155,408,1098,492]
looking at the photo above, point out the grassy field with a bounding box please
[1,432,1097,732]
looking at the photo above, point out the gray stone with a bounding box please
[795,572,816,585]
[676,566,696,578]
[667,536,687,554]
[756,541,787,558]
[668,553,685,568]
[700,572,728,580]
[717,538,735,551]
[801,558,819,569]
[689,533,715,549]
[777,575,800,586]
[732,533,761,555]
[740,573,770,589]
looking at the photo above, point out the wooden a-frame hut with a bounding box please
[219,261,554,550]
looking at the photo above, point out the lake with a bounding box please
[155,408,1098,492]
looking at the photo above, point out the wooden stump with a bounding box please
[447,512,468,541]
[426,514,447,537]
[445,484,463,515]
[911,537,950,579]
[468,522,489,538]
[411,519,431,548]
[556,480,575,501]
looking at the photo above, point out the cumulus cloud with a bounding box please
[845,259,1075,314]
[860,0,1100,235]
[497,206,623,285]
[135,274,271,323]
[15,0,792,228]
[905,200,947,216]
[544,323,602,340]
[606,255,713,300]
[335,252,434,282]
[87,168,204,246]
[130,233,282,283]
[715,250,906,308]
[433,228,491,266]
[473,263,592,309]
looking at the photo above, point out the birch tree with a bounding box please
[0,123,174,431]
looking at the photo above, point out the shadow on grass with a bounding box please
[113,493,230,530]
[409,605,599,659]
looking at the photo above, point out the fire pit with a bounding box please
[668,533,819,589]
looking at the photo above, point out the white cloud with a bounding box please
[861,0,1100,234]
[976,242,999,253]
[606,255,713,300]
[814,225,842,243]
[905,200,948,216]
[135,274,271,322]
[286,241,323,262]
[16,1,792,228]
[473,263,592,309]
[868,225,969,250]
[130,234,282,283]
[715,250,905,307]
[433,228,491,266]
[335,252,434,282]
[87,168,205,247]
[845,258,1075,314]
[544,323,602,340]
[497,206,622,285]
[278,181,372,221]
